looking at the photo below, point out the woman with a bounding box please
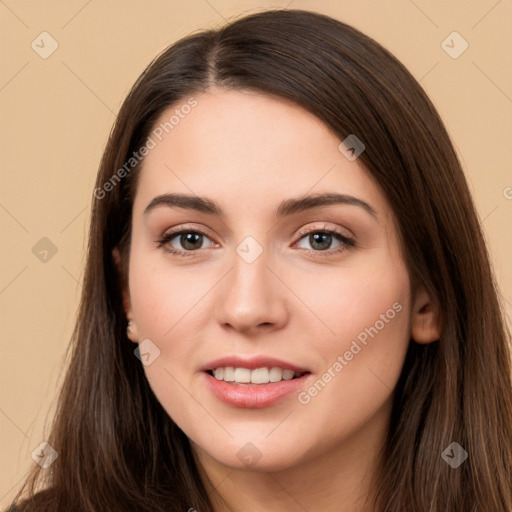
[8,8,512,512]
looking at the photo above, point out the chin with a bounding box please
[194,436,308,472]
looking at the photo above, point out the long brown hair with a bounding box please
[9,8,512,512]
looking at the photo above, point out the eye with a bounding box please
[156,225,356,258]
[293,225,355,257]
[156,228,216,257]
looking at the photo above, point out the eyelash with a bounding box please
[155,225,356,259]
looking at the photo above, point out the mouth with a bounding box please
[205,367,310,385]
[202,366,313,408]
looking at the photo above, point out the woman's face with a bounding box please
[122,87,415,471]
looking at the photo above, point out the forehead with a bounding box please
[133,88,388,221]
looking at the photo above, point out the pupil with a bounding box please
[310,233,331,250]
[182,233,202,250]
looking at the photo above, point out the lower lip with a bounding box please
[203,371,311,408]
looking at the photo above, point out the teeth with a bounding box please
[211,366,304,384]
[269,367,282,382]
[234,368,251,383]
[223,367,235,382]
[251,368,269,384]
[282,369,295,380]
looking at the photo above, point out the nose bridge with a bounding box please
[215,233,287,331]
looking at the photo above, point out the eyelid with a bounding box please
[158,223,216,241]
[294,222,354,240]
[159,222,353,241]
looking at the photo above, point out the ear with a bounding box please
[112,247,139,343]
[411,286,442,344]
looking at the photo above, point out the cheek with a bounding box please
[127,258,204,422]
[294,258,411,425]
[128,248,201,339]
[292,253,410,377]
[292,252,410,347]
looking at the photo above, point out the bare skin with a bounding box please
[114,87,440,512]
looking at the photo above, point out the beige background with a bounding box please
[1,0,511,507]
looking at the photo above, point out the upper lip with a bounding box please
[201,356,310,373]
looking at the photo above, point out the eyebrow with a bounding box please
[143,192,378,219]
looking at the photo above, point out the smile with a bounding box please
[203,369,312,408]
[208,366,307,384]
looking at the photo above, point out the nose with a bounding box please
[214,249,289,335]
